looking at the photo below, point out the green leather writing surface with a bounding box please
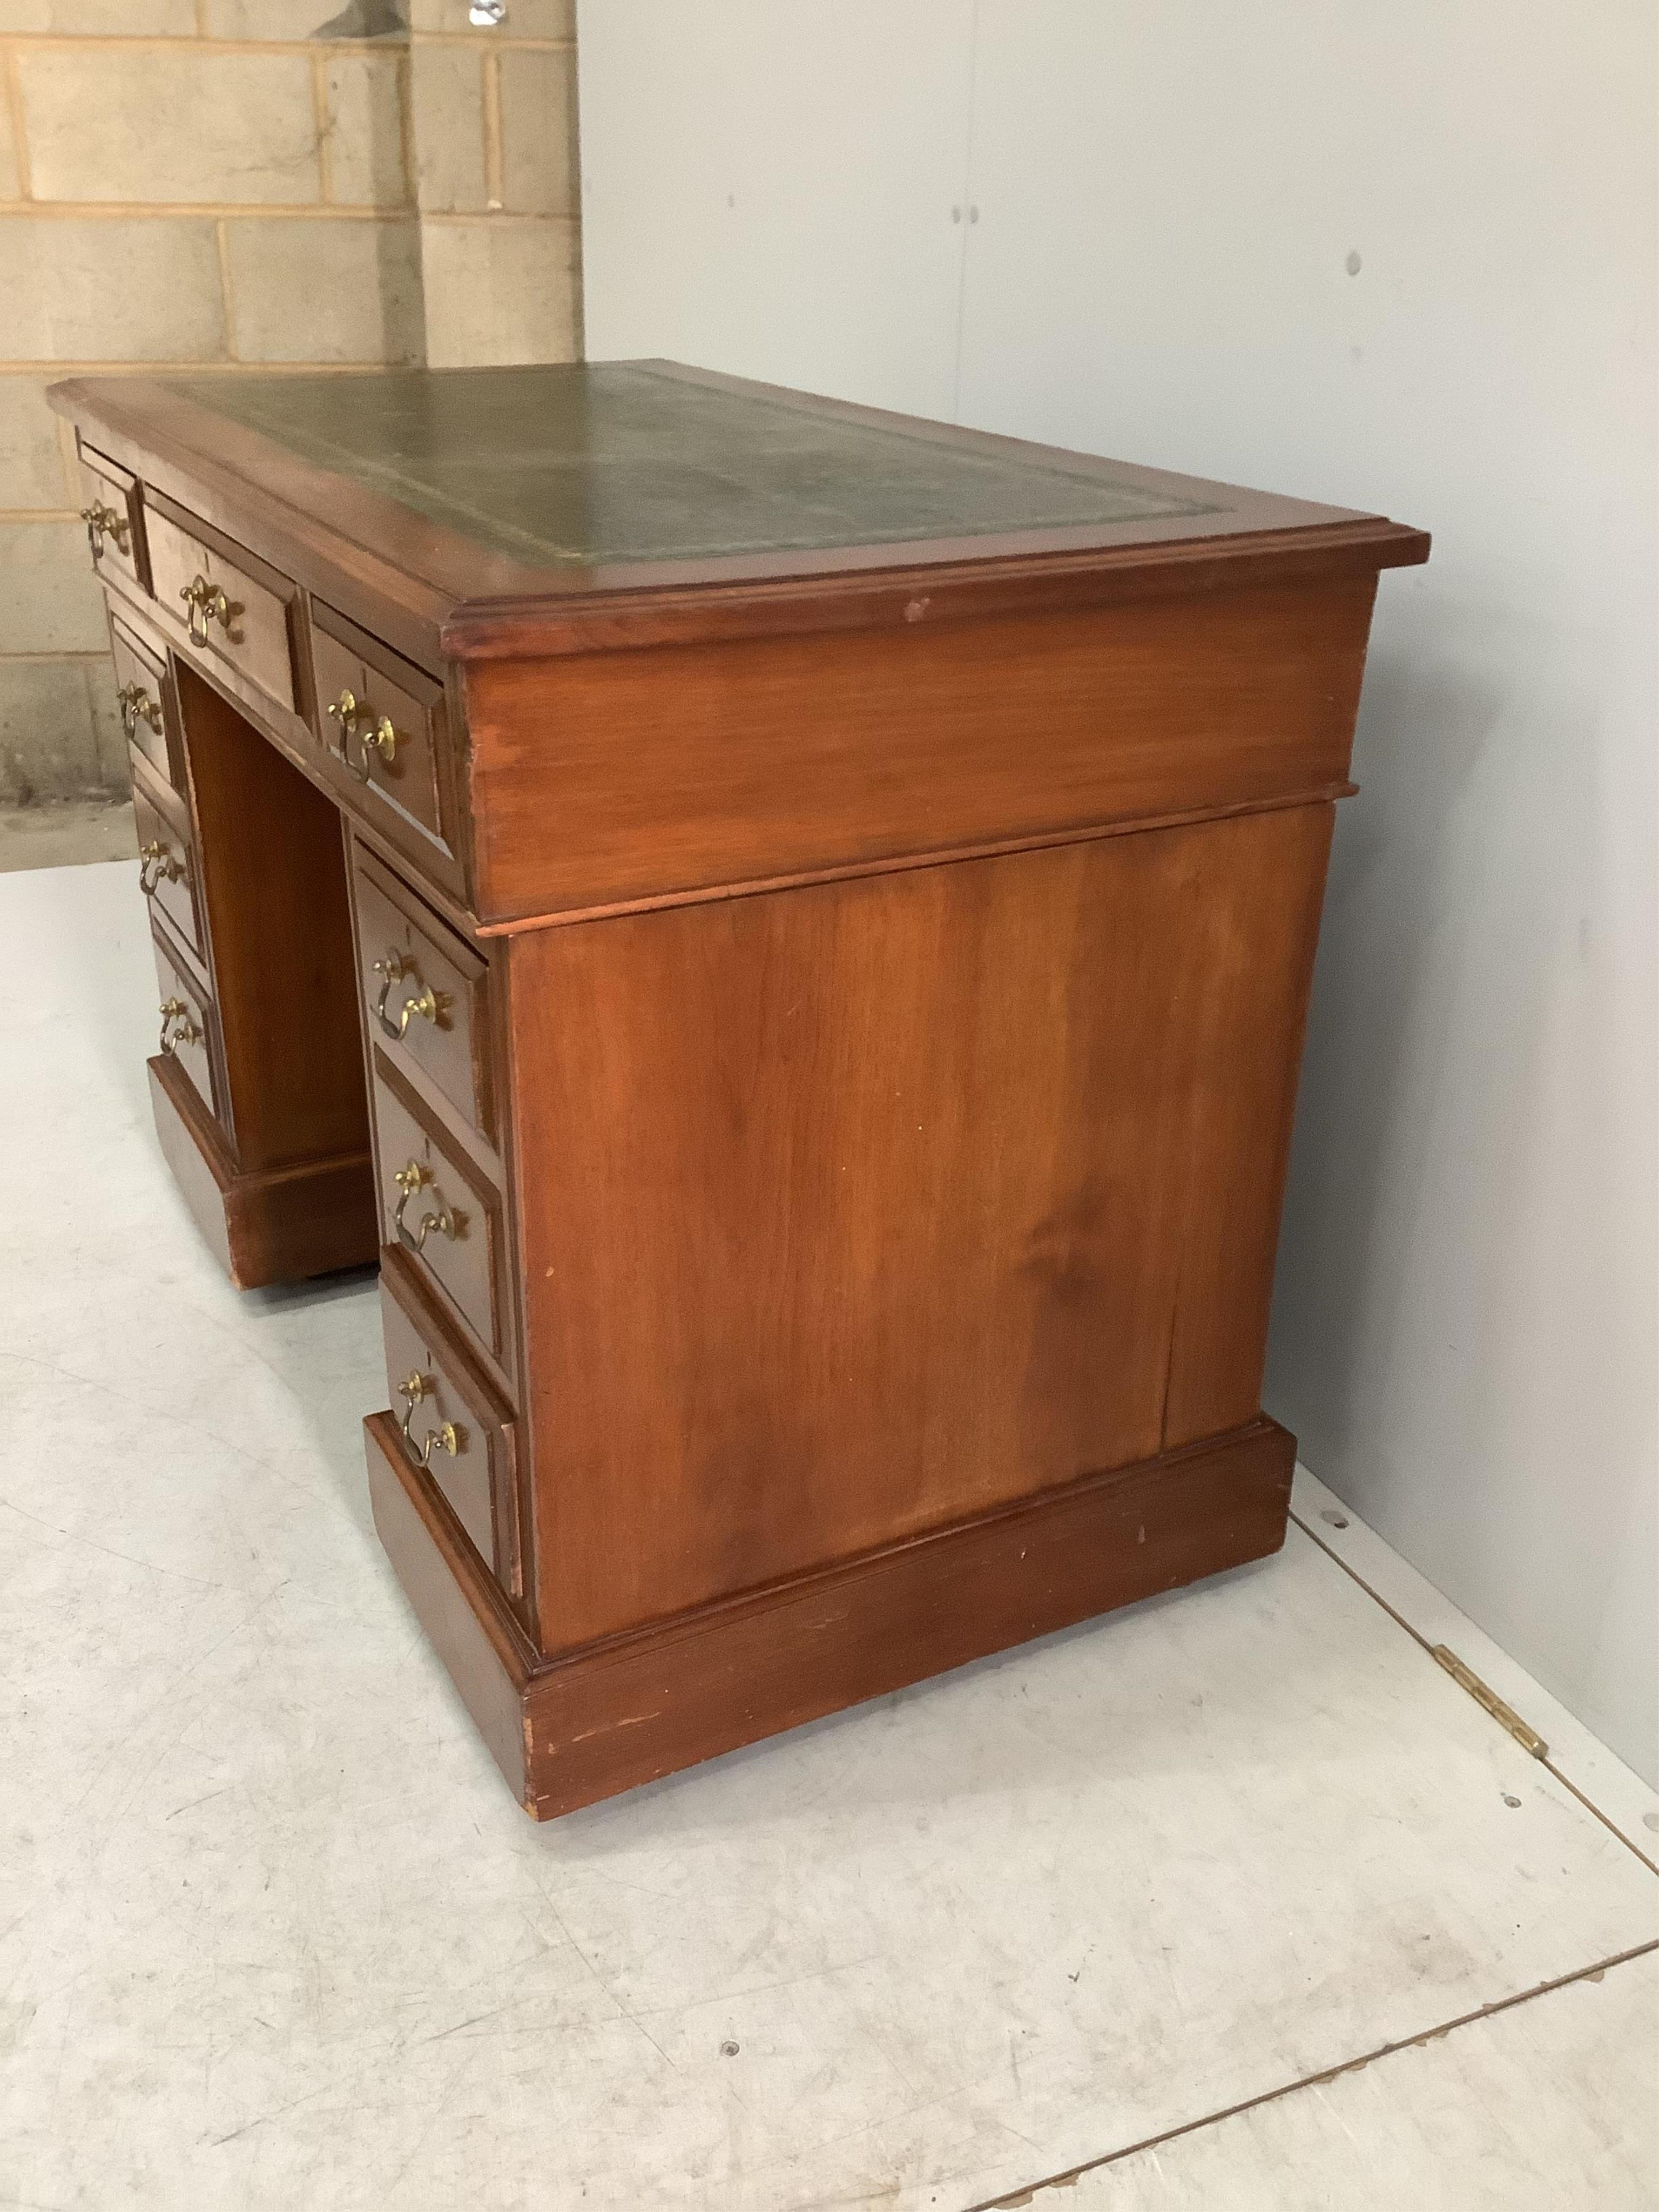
[165,362,1218,570]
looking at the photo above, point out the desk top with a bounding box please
[161,361,1226,571]
[51,361,1428,660]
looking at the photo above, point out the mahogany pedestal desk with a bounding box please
[50,363,1428,1818]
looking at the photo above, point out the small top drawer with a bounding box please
[350,842,495,1144]
[78,444,147,597]
[145,491,300,716]
[312,602,464,893]
[107,614,180,790]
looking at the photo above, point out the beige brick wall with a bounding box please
[0,0,582,805]
[409,0,582,368]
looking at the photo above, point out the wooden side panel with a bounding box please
[177,662,371,1174]
[505,809,1333,1652]
[1163,802,1336,1447]
[466,578,1375,923]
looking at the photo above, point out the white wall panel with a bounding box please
[577,0,976,418]
[574,0,1658,1782]
[949,0,1657,1783]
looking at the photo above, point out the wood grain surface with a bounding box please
[48,361,1428,1816]
[466,577,1373,925]
[179,663,371,1172]
[366,1403,1294,1819]
[505,808,1332,1651]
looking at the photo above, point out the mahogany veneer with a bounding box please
[50,361,1428,1817]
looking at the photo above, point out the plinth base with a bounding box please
[149,1052,378,1290]
[365,1404,1296,1820]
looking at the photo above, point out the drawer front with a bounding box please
[313,605,460,878]
[372,1054,508,1373]
[150,925,218,1121]
[146,497,299,714]
[132,773,204,963]
[381,1266,520,1596]
[107,616,179,789]
[351,844,494,1142]
[78,447,146,597]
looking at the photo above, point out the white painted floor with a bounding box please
[3,860,1656,2212]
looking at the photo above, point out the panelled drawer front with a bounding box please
[146,498,299,713]
[78,447,146,597]
[132,773,204,963]
[351,844,494,1142]
[372,1053,508,1374]
[107,616,179,790]
[313,606,458,876]
[150,925,218,1122]
[381,1267,520,1597]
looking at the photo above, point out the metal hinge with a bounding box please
[1432,1644,1549,1760]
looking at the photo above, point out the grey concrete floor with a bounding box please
[0,796,137,872]
[3,859,1657,2210]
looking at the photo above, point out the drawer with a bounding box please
[313,603,462,884]
[350,844,494,1143]
[132,770,205,963]
[107,613,180,790]
[78,444,147,598]
[372,1051,511,1377]
[145,492,300,715]
[381,1259,521,1597]
[150,923,219,1123]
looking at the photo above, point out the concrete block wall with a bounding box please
[409,0,582,369]
[0,0,581,805]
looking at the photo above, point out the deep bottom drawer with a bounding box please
[108,613,179,790]
[380,1253,521,1600]
[350,842,494,1143]
[372,1052,509,1374]
[150,922,219,1124]
[133,772,204,962]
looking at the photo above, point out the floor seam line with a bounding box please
[1287,1508,1659,1878]
[967,1936,1659,2211]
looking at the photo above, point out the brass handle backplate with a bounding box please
[138,839,184,896]
[398,1371,464,1469]
[80,501,129,561]
[157,995,200,1055]
[179,573,244,650]
[117,681,164,739]
[327,687,401,784]
[371,948,447,1041]
[392,1158,459,1253]
[393,983,441,1037]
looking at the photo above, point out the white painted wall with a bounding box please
[576,0,976,419]
[577,2,1659,1783]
